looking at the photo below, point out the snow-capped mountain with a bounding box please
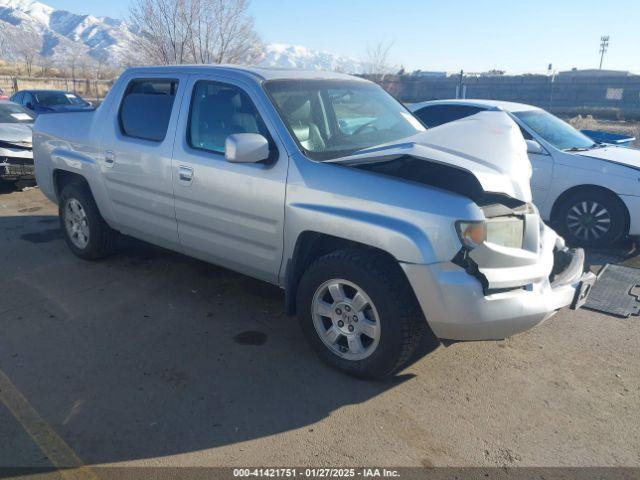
[0,0,366,72]
[258,43,365,73]
[0,0,140,65]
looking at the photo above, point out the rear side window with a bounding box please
[119,79,178,142]
[415,105,484,128]
[188,80,269,154]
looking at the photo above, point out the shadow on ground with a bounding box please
[0,214,439,466]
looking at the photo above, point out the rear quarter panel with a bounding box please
[33,104,117,225]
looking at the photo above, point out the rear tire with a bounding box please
[296,249,425,380]
[59,182,118,260]
[556,189,627,248]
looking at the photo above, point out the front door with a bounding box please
[100,74,188,250]
[528,150,554,209]
[171,75,288,283]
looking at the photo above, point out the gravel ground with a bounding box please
[0,186,638,471]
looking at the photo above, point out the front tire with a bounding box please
[59,182,118,260]
[296,249,425,380]
[556,189,627,247]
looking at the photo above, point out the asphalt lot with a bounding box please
[0,185,639,472]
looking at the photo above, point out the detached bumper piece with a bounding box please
[583,264,640,318]
[0,158,35,181]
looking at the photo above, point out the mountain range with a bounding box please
[0,0,367,72]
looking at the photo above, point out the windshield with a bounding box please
[264,80,425,160]
[0,103,35,123]
[35,92,88,107]
[514,109,595,150]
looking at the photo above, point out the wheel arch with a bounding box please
[51,165,118,228]
[550,184,630,234]
[53,169,91,200]
[284,231,406,316]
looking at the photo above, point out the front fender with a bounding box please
[286,202,435,264]
[279,154,482,282]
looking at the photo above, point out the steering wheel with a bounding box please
[352,121,378,136]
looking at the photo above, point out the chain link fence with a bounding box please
[0,76,114,102]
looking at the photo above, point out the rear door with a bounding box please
[171,74,288,283]
[100,73,188,250]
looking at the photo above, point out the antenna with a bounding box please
[599,36,610,70]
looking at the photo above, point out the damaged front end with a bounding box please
[401,210,594,340]
[0,140,34,182]
[333,110,594,340]
[452,199,594,308]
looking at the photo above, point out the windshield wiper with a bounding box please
[564,146,590,152]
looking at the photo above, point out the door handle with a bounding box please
[105,150,115,166]
[178,165,194,183]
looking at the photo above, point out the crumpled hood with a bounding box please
[329,111,533,202]
[577,145,640,170]
[0,123,33,143]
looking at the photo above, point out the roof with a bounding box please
[557,69,636,77]
[19,89,71,94]
[123,64,366,83]
[409,98,541,113]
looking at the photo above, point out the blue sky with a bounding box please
[45,0,639,73]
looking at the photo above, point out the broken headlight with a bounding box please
[456,221,486,249]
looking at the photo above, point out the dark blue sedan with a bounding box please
[10,90,93,115]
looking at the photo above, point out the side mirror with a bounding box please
[525,139,545,155]
[225,133,270,164]
[25,102,33,110]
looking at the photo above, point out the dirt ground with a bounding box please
[0,186,639,474]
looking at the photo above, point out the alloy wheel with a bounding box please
[565,200,612,242]
[64,198,90,249]
[311,278,381,361]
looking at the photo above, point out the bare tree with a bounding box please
[15,30,41,76]
[39,55,54,77]
[129,0,262,65]
[63,48,84,93]
[365,41,395,77]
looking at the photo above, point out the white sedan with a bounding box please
[410,99,640,247]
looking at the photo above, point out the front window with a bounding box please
[514,110,595,151]
[188,80,270,154]
[0,103,35,123]
[264,80,425,160]
[35,92,89,107]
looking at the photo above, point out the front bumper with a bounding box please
[0,155,34,181]
[402,241,593,341]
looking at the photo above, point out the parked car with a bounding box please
[0,101,35,185]
[33,67,593,379]
[10,90,92,115]
[410,100,640,247]
[580,129,636,147]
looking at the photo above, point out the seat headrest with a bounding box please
[216,89,241,108]
[200,90,236,120]
[282,94,311,122]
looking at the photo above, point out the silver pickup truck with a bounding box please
[33,66,594,379]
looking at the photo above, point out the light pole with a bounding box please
[599,36,610,70]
